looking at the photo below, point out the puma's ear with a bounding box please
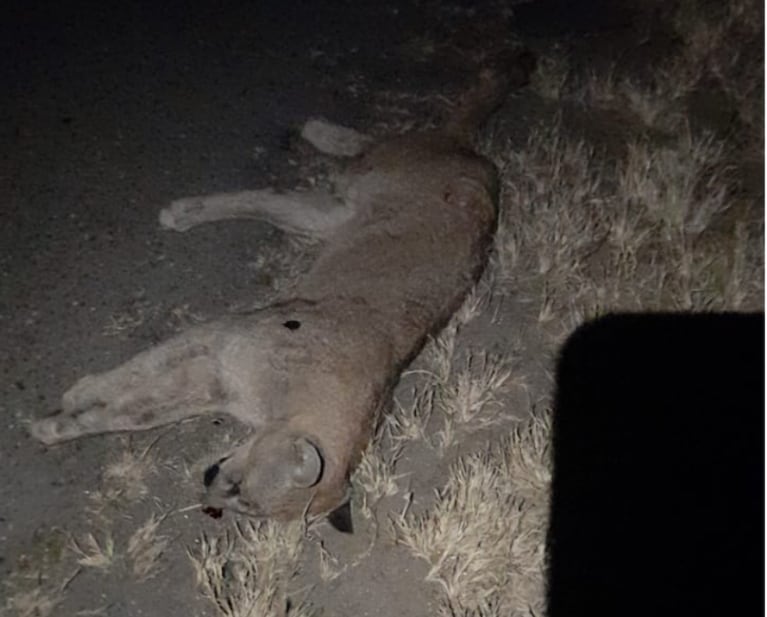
[290,437,323,488]
[327,500,354,534]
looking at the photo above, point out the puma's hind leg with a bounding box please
[31,325,234,445]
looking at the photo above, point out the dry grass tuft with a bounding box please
[503,410,553,502]
[127,513,170,581]
[488,118,761,323]
[397,317,522,454]
[387,325,456,447]
[615,130,760,310]
[579,66,620,107]
[87,442,157,518]
[530,45,570,100]
[391,273,525,453]
[102,448,153,500]
[389,383,437,446]
[455,276,495,327]
[579,68,689,133]
[70,513,170,581]
[619,131,731,238]
[394,410,551,617]
[189,520,310,617]
[317,540,344,582]
[723,220,764,310]
[433,350,519,452]
[421,322,460,384]
[618,77,687,132]
[352,445,402,519]
[3,527,72,617]
[490,123,607,320]
[673,0,763,134]
[498,125,605,282]
[575,0,763,139]
[440,351,518,426]
[4,588,62,617]
[69,532,115,571]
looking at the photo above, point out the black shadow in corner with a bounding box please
[546,312,764,617]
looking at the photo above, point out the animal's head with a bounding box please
[202,428,324,521]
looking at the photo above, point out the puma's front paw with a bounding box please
[159,197,204,231]
[30,416,68,445]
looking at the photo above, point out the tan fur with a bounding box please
[31,53,533,522]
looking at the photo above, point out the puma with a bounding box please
[31,51,534,530]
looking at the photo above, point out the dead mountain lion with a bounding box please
[31,54,534,529]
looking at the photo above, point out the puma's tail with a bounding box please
[301,48,535,156]
[444,48,536,143]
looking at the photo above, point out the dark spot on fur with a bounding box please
[139,410,155,424]
[283,319,301,331]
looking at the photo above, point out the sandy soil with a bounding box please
[1,1,762,616]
